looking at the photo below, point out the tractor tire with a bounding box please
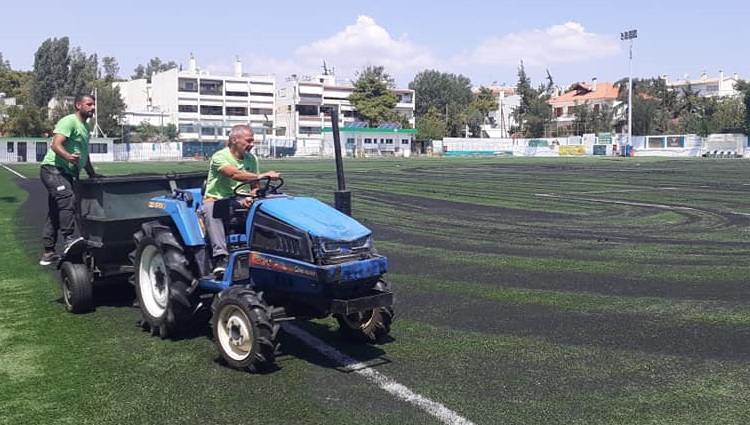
[132,221,196,338]
[211,286,276,372]
[335,279,394,343]
[60,260,94,314]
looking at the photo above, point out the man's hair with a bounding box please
[74,93,95,105]
[228,124,253,139]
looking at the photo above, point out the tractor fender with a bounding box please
[148,195,206,246]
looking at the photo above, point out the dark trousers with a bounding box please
[39,165,77,252]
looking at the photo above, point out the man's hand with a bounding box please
[263,170,281,180]
[68,153,81,164]
[241,196,254,207]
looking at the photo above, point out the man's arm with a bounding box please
[50,134,78,164]
[219,165,280,182]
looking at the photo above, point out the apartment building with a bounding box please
[274,72,416,142]
[664,70,741,97]
[115,54,275,142]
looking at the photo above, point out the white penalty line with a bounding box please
[283,323,476,425]
[1,163,26,179]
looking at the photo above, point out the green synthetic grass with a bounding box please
[3,157,750,424]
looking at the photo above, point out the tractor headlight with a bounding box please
[321,235,372,254]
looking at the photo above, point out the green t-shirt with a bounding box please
[204,147,260,199]
[42,114,91,174]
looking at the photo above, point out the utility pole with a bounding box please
[621,29,637,148]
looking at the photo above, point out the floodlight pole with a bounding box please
[621,29,637,149]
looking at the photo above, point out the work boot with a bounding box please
[62,235,85,257]
[39,250,58,266]
[213,255,229,277]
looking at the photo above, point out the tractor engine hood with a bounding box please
[258,197,371,241]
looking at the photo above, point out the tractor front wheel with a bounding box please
[211,286,276,372]
[60,260,94,314]
[335,279,394,343]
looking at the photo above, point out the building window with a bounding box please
[178,104,198,113]
[90,143,108,154]
[398,94,413,103]
[364,138,372,144]
[7,142,13,153]
[299,126,320,134]
[554,107,563,117]
[250,108,274,116]
[226,106,248,116]
[200,105,223,115]
[251,92,274,97]
[401,139,409,144]
[226,91,249,97]
[296,105,318,116]
[179,124,196,133]
[386,138,393,144]
[201,127,217,136]
[200,80,223,95]
[178,78,198,92]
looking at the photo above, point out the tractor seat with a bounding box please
[212,198,249,236]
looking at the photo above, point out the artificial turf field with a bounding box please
[2,156,750,425]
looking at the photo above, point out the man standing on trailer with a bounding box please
[38,93,101,266]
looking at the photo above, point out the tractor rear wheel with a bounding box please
[60,260,94,314]
[211,286,276,372]
[132,221,196,338]
[335,279,394,343]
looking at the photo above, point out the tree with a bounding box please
[2,102,49,136]
[0,68,32,98]
[511,61,553,137]
[711,97,745,133]
[89,79,126,136]
[0,52,10,70]
[132,57,178,82]
[66,47,98,96]
[348,65,399,126]
[32,37,70,106]
[101,56,120,81]
[409,70,473,137]
[415,106,446,141]
[734,79,750,134]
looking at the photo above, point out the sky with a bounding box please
[1,0,748,90]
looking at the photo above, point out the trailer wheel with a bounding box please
[335,279,394,343]
[133,221,196,338]
[211,286,276,372]
[60,260,94,314]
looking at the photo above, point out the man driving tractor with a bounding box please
[201,124,280,276]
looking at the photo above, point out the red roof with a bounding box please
[548,82,619,105]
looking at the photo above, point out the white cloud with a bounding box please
[200,19,619,87]
[294,15,436,84]
[465,22,620,67]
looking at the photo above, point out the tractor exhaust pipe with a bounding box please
[330,109,351,216]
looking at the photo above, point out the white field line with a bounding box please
[283,323,476,425]
[535,193,695,211]
[1,164,26,179]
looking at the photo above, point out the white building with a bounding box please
[664,70,741,98]
[274,72,415,147]
[115,54,276,142]
[477,85,520,138]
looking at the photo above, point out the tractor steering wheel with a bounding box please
[233,176,284,199]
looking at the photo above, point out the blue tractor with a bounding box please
[130,177,394,372]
